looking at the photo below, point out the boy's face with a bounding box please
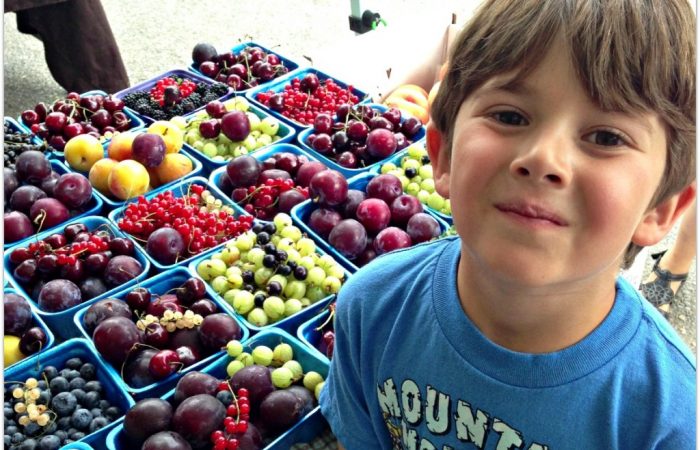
[430,39,672,288]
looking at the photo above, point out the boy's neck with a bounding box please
[456,254,618,354]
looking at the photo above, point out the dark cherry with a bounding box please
[125,288,151,312]
[189,299,218,317]
[144,323,170,349]
[110,237,135,256]
[63,222,88,241]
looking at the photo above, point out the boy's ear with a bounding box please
[631,182,697,247]
[426,123,451,199]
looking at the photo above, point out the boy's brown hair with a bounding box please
[431,0,696,268]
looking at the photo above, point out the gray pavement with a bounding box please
[3,1,695,351]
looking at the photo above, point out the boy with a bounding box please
[319,0,696,449]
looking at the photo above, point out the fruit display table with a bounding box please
[3,36,455,450]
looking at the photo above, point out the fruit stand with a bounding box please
[3,39,451,450]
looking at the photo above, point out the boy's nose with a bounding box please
[509,132,572,187]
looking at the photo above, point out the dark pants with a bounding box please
[6,0,130,93]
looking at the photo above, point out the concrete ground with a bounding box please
[3,1,696,352]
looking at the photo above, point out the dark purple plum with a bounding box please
[328,219,367,260]
[221,110,251,141]
[4,293,33,335]
[197,313,241,352]
[124,398,173,444]
[173,371,220,404]
[308,208,342,240]
[82,298,132,335]
[226,155,260,188]
[38,279,82,312]
[103,255,143,287]
[9,185,47,214]
[171,394,225,448]
[15,151,51,183]
[29,198,70,229]
[142,431,192,450]
[124,348,158,388]
[259,388,314,432]
[406,213,441,243]
[146,228,185,265]
[229,365,275,409]
[92,316,143,365]
[4,211,34,243]
[132,133,166,168]
[53,173,93,208]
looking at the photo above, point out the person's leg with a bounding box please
[641,198,696,314]
[15,0,129,93]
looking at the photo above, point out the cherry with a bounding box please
[125,287,151,312]
[148,349,181,379]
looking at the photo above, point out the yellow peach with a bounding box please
[107,131,138,161]
[88,158,119,195]
[155,153,194,185]
[108,160,150,200]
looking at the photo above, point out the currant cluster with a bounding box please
[116,184,254,259]
[210,386,251,450]
[233,178,309,220]
[149,77,197,107]
[255,72,361,126]
[136,310,204,333]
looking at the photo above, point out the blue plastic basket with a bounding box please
[73,266,251,400]
[296,103,426,178]
[61,442,95,450]
[4,338,135,448]
[188,41,303,94]
[181,98,297,175]
[246,67,370,132]
[114,69,233,124]
[15,90,146,159]
[4,216,151,339]
[291,171,450,273]
[4,159,104,251]
[105,328,329,450]
[107,176,252,272]
[70,136,204,212]
[3,287,56,370]
[207,143,324,222]
[371,141,452,224]
[297,308,333,364]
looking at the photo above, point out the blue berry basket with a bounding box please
[246,67,370,132]
[291,171,451,273]
[4,338,135,449]
[65,134,204,212]
[4,116,49,156]
[114,69,234,124]
[16,90,146,159]
[296,103,426,178]
[4,159,104,251]
[297,307,333,364]
[188,41,304,94]
[107,176,251,272]
[207,143,324,222]
[180,98,297,175]
[372,142,452,224]
[4,216,151,340]
[105,328,330,450]
[73,267,251,400]
[3,288,56,371]
[61,442,95,450]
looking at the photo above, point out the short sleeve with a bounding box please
[319,279,384,449]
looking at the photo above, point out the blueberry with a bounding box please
[65,370,81,381]
[42,421,57,435]
[56,416,71,430]
[252,223,264,234]
[59,369,71,379]
[53,430,67,443]
[90,407,102,418]
[36,380,47,390]
[79,363,96,380]
[105,406,121,420]
[37,434,61,450]
[24,421,41,436]
[18,438,37,450]
[65,357,83,370]
[41,366,58,381]
[98,400,110,410]
[70,408,92,430]
[89,416,109,432]
[263,243,277,254]
[36,390,51,406]
[51,391,77,417]
[68,377,86,391]
[4,435,10,447]
[82,391,101,409]
[4,406,14,418]
[69,431,86,441]
[405,167,417,178]
[6,425,19,435]
[83,380,102,394]
[49,376,69,394]
[256,231,270,245]
[70,389,85,404]
[216,390,233,405]
[12,431,25,444]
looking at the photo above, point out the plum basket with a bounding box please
[3,287,56,371]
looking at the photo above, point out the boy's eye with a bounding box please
[491,111,528,126]
[585,130,627,147]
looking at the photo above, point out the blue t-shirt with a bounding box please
[320,237,696,450]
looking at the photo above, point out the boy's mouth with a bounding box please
[495,201,568,226]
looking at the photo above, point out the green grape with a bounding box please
[274,213,293,230]
[246,247,266,269]
[227,360,246,377]
[403,159,421,170]
[236,352,254,366]
[277,237,295,252]
[284,298,303,317]
[427,192,445,210]
[271,367,294,388]
[220,246,241,265]
[306,285,327,302]
[418,165,433,179]
[325,264,345,281]
[299,297,312,307]
[306,267,326,286]
[283,360,303,381]
[286,248,301,264]
[314,381,326,401]
[303,371,324,391]
[223,288,240,306]
[197,258,226,281]
[407,144,427,159]
[247,112,262,131]
[270,235,281,247]
[417,189,431,204]
[226,340,244,357]
[398,175,410,189]
[267,274,288,290]
[296,237,316,256]
[284,280,306,300]
[298,256,316,271]
[263,296,285,321]
[202,142,218,158]
[321,276,342,294]
[272,343,294,365]
[247,307,269,327]
[234,232,256,251]
[211,275,230,294]
[388,169,404,180]
[420,178,435,193]
[280,225,302,242]
[443,199,452,215]
[232,290,255,315]
[252,346,274,366]
[211,252,225,262]
[406,182,421,196]
[317,255,337,271]
[254,267,275,286]
[380,162,397,174]
[226,272,243,289]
